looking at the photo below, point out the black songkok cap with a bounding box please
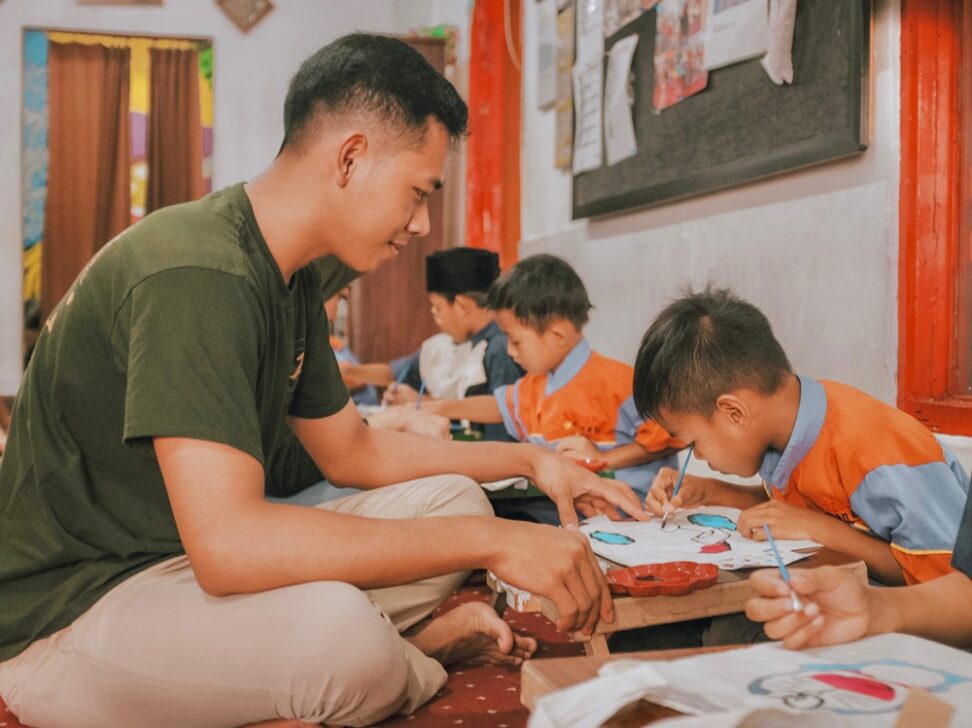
[425,247,500,294]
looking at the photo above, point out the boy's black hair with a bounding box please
[282,34,468,151]
[426,248,499,308]
[486,254,593,331]
[633,285,792,420]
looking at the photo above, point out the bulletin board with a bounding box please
[572,1,870,220]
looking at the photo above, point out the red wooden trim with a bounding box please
[466,0,522,268]
[898,0,972,435]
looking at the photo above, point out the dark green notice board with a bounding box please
[573,1,870,219]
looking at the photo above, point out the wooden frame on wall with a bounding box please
[77,1,164,5]
[572,1,871,219]
[215,0,274,33]
[897,0,972,435]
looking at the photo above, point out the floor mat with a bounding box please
[0,586,582,727]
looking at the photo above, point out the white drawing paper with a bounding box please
[571,60,604,174]
[703,0,769,71]
[581,507,820,569]
[631,633,972,726]
[603,0,644,38]
[576,0,605,65]
[762,0,797,84]
[604,33,639,165]
[537,0,558,109]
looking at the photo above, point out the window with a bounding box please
[898,0,972,435]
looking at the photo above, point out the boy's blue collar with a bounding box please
[758,375,827,493]
[546,338,591,395]
[470,319,500,346]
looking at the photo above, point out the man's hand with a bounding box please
[553,435,601,461]
[745,567,874,649]
[738,500,831,542]
[365,406,450,440]
[530,449,648,528]
[643,467,709,517]
[382,382,419,406]
[490,521,613,635]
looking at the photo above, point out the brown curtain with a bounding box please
[42,42,131,320]
[146,47,204,213]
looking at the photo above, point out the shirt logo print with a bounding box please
[289,351,305,384]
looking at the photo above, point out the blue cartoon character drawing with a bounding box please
[687,513,737,531]
[748,659,967,715]
[589,531,635,546]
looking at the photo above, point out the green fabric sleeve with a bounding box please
[118,268,266,465]
[287,284,350,419]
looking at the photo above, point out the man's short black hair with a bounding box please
[634,286,792,421]
[282,33,468,151]
[486,254,593,331]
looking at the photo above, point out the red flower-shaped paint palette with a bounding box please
[606,561,720,597]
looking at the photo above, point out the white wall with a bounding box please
[520,0,972,470]
[0,0,401,394]
[522,0,901,401]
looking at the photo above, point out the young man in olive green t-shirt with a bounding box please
[0,34,647,728]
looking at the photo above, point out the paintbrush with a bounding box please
[762,522,805,612]
[383,365,411,408]
[415,379,426,410]
[661,443,694,528]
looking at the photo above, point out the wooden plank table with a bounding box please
[491,548,866,657]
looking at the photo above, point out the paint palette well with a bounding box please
[606,561,719,597]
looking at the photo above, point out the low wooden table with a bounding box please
[521,645,737,725]
[491,548,866,657]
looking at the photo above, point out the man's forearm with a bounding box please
[205,504,510,595]
[322,421,542,488]
[868,571,972,648]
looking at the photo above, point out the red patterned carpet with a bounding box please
[0,585,582,727]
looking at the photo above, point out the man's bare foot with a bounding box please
[405,601,537,668]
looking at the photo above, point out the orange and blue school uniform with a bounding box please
[759,375,969,585]
[494,338,681,502]
[329,335,380,407]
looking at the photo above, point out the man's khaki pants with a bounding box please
[0,475,492,728]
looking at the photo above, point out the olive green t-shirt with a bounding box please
[0,184,352,661]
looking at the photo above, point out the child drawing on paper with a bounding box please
[661,511,736,553]
[748,659,967,715]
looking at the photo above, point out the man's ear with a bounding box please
[336,132,368,187]
[715,393,749,427]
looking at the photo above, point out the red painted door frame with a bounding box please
[898,0,972,435]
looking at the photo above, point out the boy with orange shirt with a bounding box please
[427,254,682,523]
[634,286,968,587]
